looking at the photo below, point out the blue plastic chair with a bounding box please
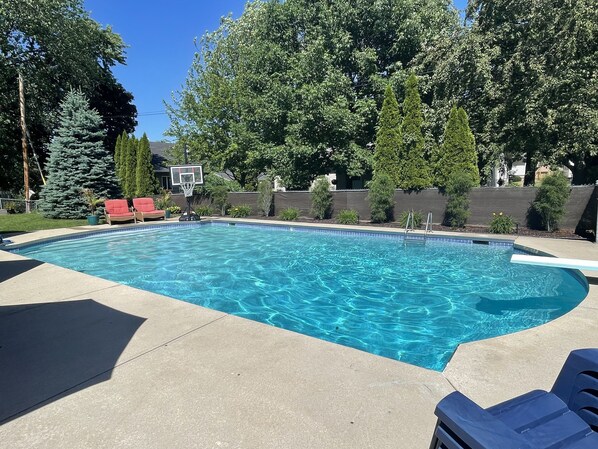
[429,349,598,449]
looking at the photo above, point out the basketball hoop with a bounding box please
[181,180,195,198]
[169,164,204,221]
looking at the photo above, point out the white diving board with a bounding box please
[511,254,598,271]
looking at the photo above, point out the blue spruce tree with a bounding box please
[40,90,120,218]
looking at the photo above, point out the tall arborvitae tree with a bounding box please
[135,133,158,197]
[399,73,431,190]
[114,133,122,179]
[373,84,402,187]
[124,135,138,198]
[435,106,480,189]
[40,90,120,218]
[117,131,128,183]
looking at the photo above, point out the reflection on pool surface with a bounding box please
[16,223,588,371]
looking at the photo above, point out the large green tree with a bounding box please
[167,0,459,189]
[399,73,431,190]
[418,0,598,185]
[373,85,402,186]
[39,90,119,218]
[0,0,137,192]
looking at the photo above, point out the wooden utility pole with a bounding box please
[18,71,30,212]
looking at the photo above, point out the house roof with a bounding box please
[150,141,174,172]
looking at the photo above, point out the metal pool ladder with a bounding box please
[403,210,425,246]
[404,210,415,234]
[424,211,433,237]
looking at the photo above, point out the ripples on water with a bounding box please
[19,224,588,371]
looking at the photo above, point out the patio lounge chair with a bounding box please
[105,199,136,225]
[429,348,598,449]
[133,197,165,222]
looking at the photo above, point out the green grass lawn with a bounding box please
[0,212,89,234]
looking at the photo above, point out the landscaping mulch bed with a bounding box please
[236,215,587,240]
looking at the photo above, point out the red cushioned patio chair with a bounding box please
[104,199,136,225]
[133,197,165,222]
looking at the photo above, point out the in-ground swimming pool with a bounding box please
[13,222,588,371]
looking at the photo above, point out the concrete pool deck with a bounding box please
[0,219,597,448]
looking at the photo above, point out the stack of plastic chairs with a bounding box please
[429,349,598,449]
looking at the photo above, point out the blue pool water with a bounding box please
[15,223,588,371]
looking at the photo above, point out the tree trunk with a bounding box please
[523,150,535,186]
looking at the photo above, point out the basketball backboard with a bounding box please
[170,165,204,186]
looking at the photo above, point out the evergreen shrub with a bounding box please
[373,84,402,186]
[531,172,570,231]
[399,73,431,190]
[123,136,138,198]
[135,133,159,197]
[211,185,230,216]
[280,207,300,221]
[435,106,480,189]
[444,171,475,228]
[337,209,359,225]
[489,212,516,234]
[311,177,333,219]
[257,179,273,216]
[367,173,395,223]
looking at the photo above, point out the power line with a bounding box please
[138,110,168,116]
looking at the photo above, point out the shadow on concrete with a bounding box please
[0,299,146,423]
[575,186,597,241]
[586,276,598,286]
[0,259,44,283]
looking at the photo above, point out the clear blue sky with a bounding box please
[85,0,468,142]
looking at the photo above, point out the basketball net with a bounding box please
[181,181,195,198]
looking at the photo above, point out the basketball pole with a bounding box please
[179,144,199,221]
[184,144,191,218]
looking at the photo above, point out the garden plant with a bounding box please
[311,177,333,219]
[336,209,359,225]
[257,179,273,217]
[279,208,300,221]
[444,171,475,228]
[531,173,571,232]
[367,173,395,223]
[489,212,516,234]
[228,204,252,218]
